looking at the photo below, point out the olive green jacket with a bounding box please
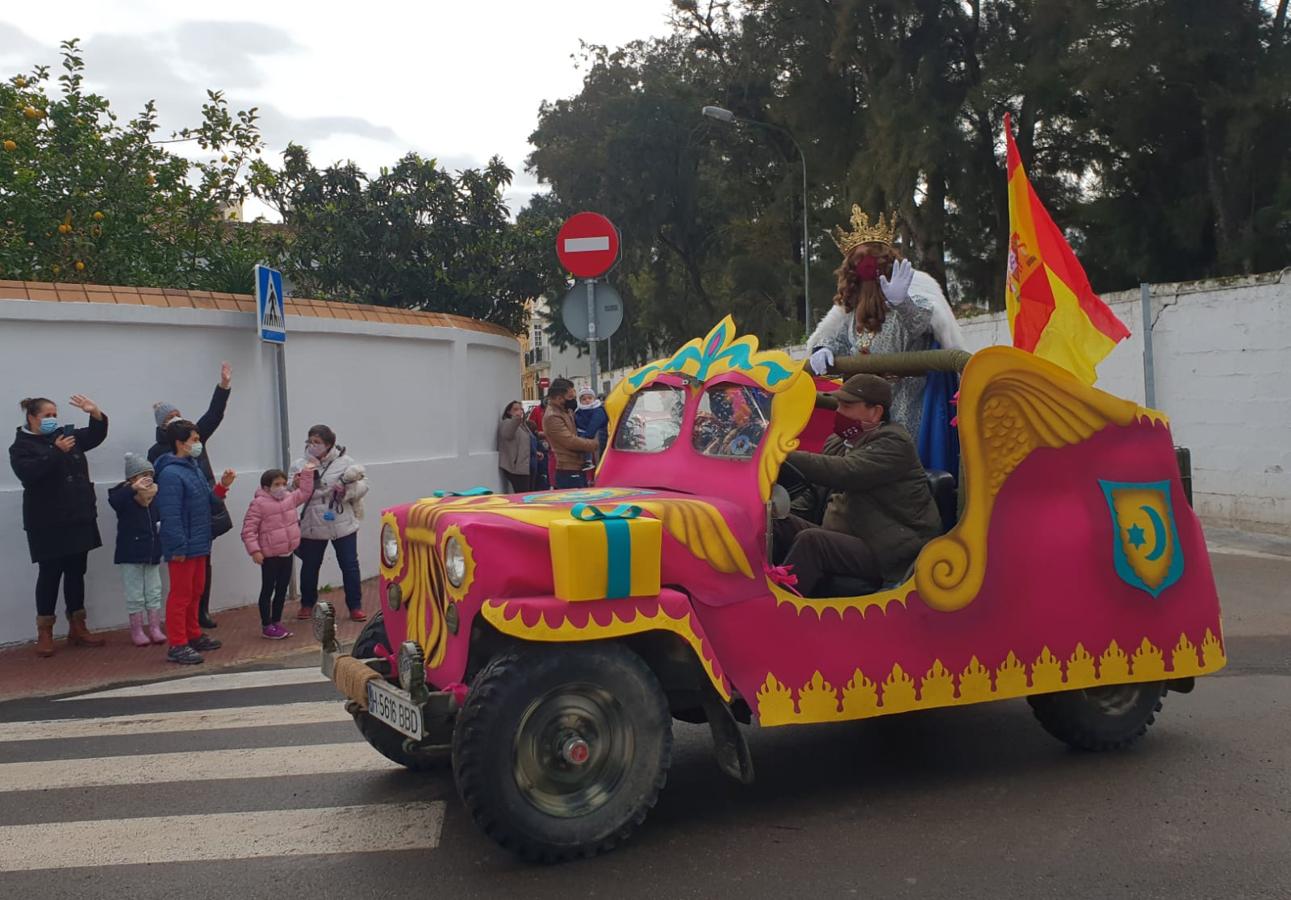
[787,423,942,583]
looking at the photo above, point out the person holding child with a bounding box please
[292,424,369,621]
[241,460,317,639]
[108,453,166,647]
[155,418,236,665]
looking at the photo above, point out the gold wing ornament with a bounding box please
[914,347,1167,613]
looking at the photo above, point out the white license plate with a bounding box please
[366,680,425,740]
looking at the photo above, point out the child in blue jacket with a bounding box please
[155,419,236,665]
[107,452,165,646]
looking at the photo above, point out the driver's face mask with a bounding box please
[832,412,864,444]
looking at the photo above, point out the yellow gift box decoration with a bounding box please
[549,503,662,602]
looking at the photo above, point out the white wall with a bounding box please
[0,298,518,645]
[600,269,1291,536]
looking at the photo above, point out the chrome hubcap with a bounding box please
[513,683,632,818]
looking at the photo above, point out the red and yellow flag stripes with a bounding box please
[1004,113,1129,384]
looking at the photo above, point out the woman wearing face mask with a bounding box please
[291,425,369,621]
[9,395,110,657]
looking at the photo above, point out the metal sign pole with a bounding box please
[275,341,300,602]
[586,279,599,392]
[1140,281,1156,408]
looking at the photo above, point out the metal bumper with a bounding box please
[314,601,458,722]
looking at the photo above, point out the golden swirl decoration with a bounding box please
[635,499,755,579]
[914,346,1168,613]
[754,628,1225,726]
[757,370,818,502]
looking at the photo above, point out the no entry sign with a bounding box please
[556,212,619,278]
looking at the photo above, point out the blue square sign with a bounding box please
[255,264,286,344]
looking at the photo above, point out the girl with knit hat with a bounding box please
[108,452,166,646]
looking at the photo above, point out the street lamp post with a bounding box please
[702,105,811,336]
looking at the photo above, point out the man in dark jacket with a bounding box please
[147,362,232,628]
[776,374,942,596]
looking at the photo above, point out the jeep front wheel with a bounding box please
[452,643,672,862]
[1028,681,1167,751]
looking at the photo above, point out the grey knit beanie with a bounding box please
[124,452,153,480]
[153,401,179,428]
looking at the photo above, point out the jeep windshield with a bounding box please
[613,384,686,453]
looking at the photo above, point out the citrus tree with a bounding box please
[0,39,275,291]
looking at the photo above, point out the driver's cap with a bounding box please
[832,373,892,408]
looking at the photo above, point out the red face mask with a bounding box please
[832,412,863,444]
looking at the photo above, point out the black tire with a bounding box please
[453,643,672,862]
[352,706,449,772]
[1027,681,1167,751]
[349,610,388,659]
[347,610,449,771]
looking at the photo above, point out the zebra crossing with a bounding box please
[0,665,448,876]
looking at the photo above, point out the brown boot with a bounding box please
[35,615,56,658]
[67,609,106,647]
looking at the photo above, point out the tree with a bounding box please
[526,0,1291,367]
[250,147,565,333]
[0,40,275,292]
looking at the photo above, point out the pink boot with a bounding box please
[146,608,166,644]
[128,613,150,647]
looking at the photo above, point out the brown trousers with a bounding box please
[774,514,881,596]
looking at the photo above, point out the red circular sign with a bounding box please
[556,212,620,278]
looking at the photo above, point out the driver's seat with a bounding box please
[813,469,958,598]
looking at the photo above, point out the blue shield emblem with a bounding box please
[1099,480,1184,598]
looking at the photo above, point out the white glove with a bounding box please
[880,258,914,307]
[808,347,834,375]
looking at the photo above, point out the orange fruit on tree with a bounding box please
[74,261,85,272]
[57,223,72,235]
[92,211,105,221]
[22,107,44,120]
[14,77,27,88]
[2,140,15,152]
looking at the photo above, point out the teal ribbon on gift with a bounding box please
[432,487,493,497]
[570,503,642,599]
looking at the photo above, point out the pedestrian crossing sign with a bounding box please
[255,264,287,344]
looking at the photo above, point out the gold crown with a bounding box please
[831,205,899,254]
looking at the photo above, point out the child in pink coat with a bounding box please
[241,461,316,639]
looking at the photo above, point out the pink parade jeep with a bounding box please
[316,316,1224,862]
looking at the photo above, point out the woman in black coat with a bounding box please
[8,395,109,656]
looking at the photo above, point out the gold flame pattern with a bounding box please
[754,629,1225,726]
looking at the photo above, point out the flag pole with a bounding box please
[1140,282,1156,408]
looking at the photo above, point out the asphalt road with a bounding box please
[0,547,1287,900]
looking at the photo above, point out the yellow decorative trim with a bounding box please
[754,630,1226,726]
[438,524,475,603]
[481,599,732,700]
[378,511,405,583]
[758,369,818,502]
[767,579,910,618]
[914,346,1170,614]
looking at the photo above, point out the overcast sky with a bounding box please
[0,1,676,217]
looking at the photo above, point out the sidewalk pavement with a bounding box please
[0,580,379,701]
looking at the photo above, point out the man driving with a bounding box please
[775,374,942,596]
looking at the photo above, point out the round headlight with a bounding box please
[397,640,425,692]
[444,536,466,587]
[381,523,400,568]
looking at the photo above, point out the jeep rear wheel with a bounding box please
[1028,681,1167,751]
[452,643,672,862]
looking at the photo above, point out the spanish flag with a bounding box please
[1004,114,1129,384]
